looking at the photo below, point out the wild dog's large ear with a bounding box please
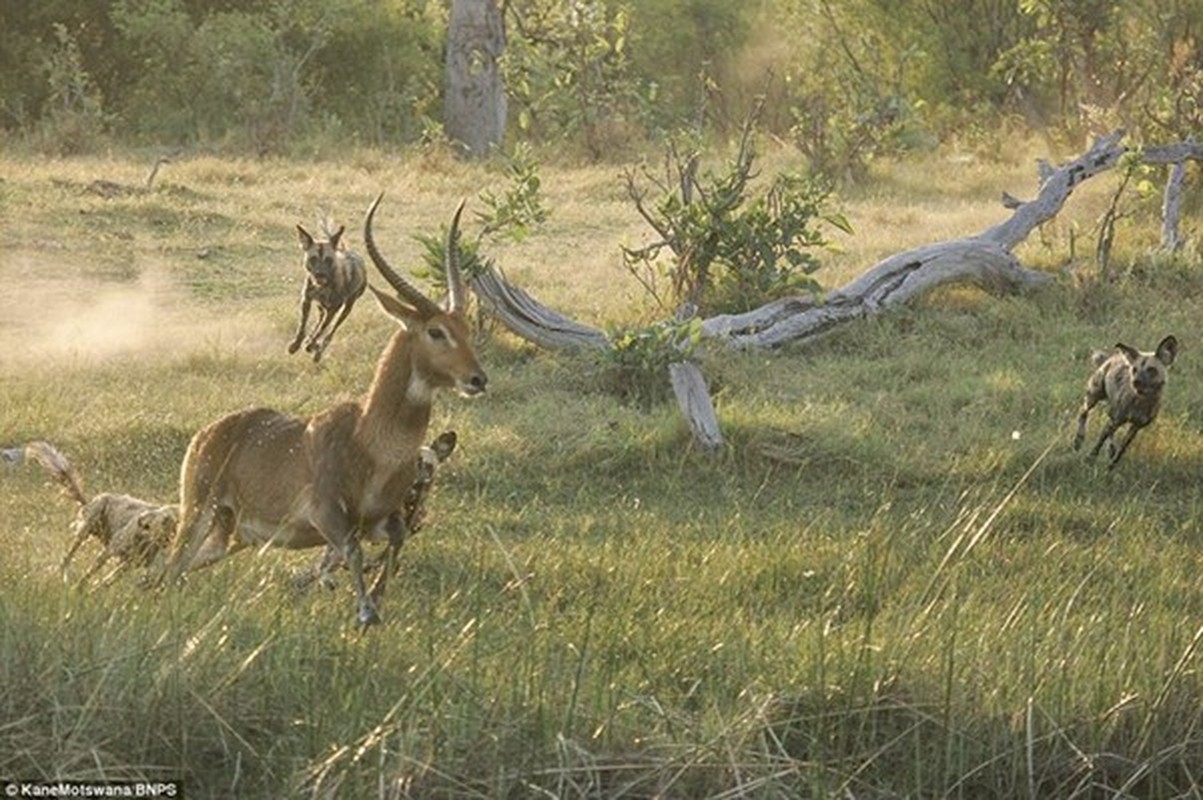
[1115,343,1141,362]
[297,225,315,250]
[329,225,346,251]
[1156,335,1179,366]
[431,431,457,461]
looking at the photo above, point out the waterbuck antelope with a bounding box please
[288,217,367,362]
[157,195,487,625]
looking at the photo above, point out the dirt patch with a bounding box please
[0,250,278,368]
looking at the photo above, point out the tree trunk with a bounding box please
[1162,159,1187,253]
[444,0,507,158]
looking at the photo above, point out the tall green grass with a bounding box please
[3,145,1203,797]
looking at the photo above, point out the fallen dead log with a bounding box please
[470,130,1202,448]
[707,239,1049,349]
[472,266,725,450]
[470,267,610,351]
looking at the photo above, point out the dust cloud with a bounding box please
[0,253,276,368]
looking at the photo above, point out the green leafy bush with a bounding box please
[623,106,849,315]
[599,316,702,408]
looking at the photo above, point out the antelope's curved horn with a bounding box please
[363,192,440,316]
[445,199,467,314]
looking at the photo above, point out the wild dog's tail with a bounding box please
[6,441,88,507]
[1089,349,1111,368]
[317,208,342,245]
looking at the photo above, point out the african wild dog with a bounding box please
[3,441,177,586]
[1073,335,1179,467]
[288,216,367,363]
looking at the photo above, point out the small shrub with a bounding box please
[597,316,701,408]
[622,102,850,315]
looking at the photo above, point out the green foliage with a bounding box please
[599,316,702,407]
[305,0,442,147]
[36,23,110,154]
[624,110,845,315]
[504,0,654,157]
[111,0,328,153]
[1145,35,1203,140]
[772,2,922,181]
[6,0,1203,156]
[415,145,550,312]
[474,143,550,244]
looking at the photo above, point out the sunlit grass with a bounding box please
[3,140,1203,797]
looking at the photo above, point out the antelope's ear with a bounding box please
[1115,343,1141,362]
[329,225,346,250]
[1156,335,1179,366]
[370,284,421,327]
[297,225,315,250]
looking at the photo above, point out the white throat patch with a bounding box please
[406,372,433,403]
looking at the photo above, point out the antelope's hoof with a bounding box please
[287,340,301,354]
[1071,433,1084,451]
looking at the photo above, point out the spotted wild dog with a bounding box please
[288,215,368,363]
[1073,335,1179,467]
[2,441,177,586]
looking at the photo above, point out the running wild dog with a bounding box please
[1073,335,1179,467]
[157,195,486,626]
[288,217,367,363]
[2,441,177,585]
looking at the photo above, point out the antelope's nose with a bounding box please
[468,372,488,393]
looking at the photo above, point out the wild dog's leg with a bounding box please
[1074,382,1106,451]
[1107,423,1144,468]
[288,292,314,354]
[368,512,407,607]
[293,546,342,593]
[312,493,378,625]
[314,299,358,362]
[60,504,101,580]
[97,561,130,588]
[305,305,333,353]
[1089,417,1122,459]
[77,547,114,587]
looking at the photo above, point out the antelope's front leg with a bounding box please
[343,537,381,626]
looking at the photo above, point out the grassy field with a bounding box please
[2,137,1203,798]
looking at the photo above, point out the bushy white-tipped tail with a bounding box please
[9,441,88,507]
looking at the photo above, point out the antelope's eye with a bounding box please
[428,326,447,341]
